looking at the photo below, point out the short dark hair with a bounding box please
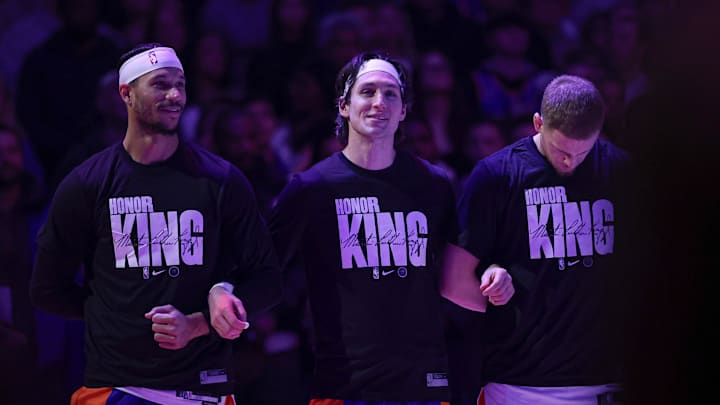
[117,42,166,85]
[540,75,605,140]
[334,52,412,146]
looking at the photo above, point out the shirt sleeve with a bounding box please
[219,166,282,317]
[30,170,93,319]
[457,159,505,266]
[440,173,460,247]
[268,174,308,274]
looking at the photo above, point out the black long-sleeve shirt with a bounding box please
[30,141,281,393]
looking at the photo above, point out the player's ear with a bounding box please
[119,84,132,106]
[533,113,543,132]
[339,99,350,118]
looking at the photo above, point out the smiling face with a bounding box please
[340,70,406,143]
[122,67,186,135]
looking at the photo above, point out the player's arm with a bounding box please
[30,171,91,319]
[208,167,283,339]
[30,247,88,319]
[440,243,514,312]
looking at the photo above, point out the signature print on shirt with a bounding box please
[524,186,614,270]
[335,196,428,279]
[108,196,204,278]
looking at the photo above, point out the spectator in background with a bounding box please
[412,48,478,168]
[367,2,416,68]
[212,99,288,219]
[457,120,506,180]
[214,99,308,403]
[179,30,235,142]
[261,10,365,175]
[280,61,336,174]
[597,73,626,143]
[211,106,259,187]
[147,0,188,58]
[245,95,290,177]
[99,0,156,49]
[0,122,71,404]
[402,117,459,193]
[607,2,649,103]
[246,0,317,118]
[561,50,607,86]
[0,0,60,90]
[193,98,237,153]
[578,9,611,61]
[200,0,273,93]
[507,116,537,143]
[471,13,555,122]
[313,10,368,87]
[465,121,506,163]
[15,0,120,188]
[0,123,47,403]
[201,0,272,52]
[465,0,519,25]
[53,71,127,188]
[405,0,485,75]
[0,74,46,208]
[525,0,578,70]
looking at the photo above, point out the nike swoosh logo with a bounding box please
[152,269,166,276]
[568,260,580,266]
[381,269,395,276]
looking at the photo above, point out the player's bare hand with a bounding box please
[479,265,515,306]
[145,304,202,350]
[208,286,249,339]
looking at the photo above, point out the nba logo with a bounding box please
[148,51,158,65]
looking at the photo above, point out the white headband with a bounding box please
[118,47,184,85]
[357,59,401,84]
[343,58,403,98]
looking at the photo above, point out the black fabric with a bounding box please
[458,136,632,387]
[31,141,281,394]
[269,150,458,401]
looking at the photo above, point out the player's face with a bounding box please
[340,70,406,143]
[534,113,598,176]
[540,127,598,176]
[126,67,186,135]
